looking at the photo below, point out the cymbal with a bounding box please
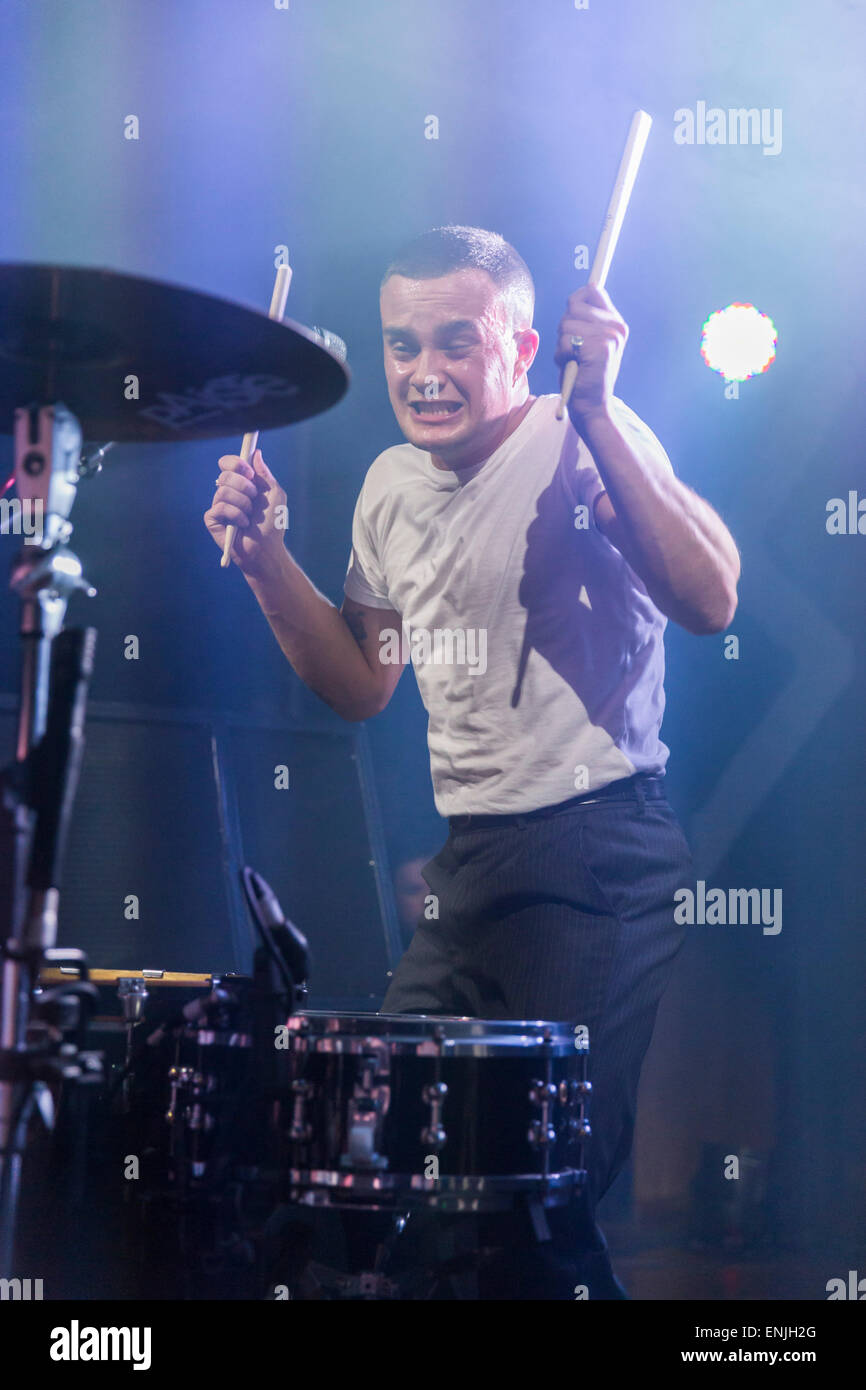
[0,263,349,442]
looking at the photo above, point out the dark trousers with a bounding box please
[381,772,691,1297]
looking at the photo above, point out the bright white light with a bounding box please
[701,303,777,382]
[53,552,82,577]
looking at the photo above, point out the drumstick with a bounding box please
[220,262,293,567]
[556,109,652,421]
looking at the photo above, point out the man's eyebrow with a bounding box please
[382,319,480,339]
[436,319,479,336]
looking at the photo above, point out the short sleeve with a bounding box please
[609,397,676,479]
[566,397,676,516]
[343,479,394,609]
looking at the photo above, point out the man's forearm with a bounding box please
[577,406,740,634]
[244,547,381,719]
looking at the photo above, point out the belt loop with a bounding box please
[634,775,646,816]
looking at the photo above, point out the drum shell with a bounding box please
[279,1013,589,1199]
[291,1051,583,1175]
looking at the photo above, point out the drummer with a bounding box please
[205,225,740,1298]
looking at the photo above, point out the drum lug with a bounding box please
[527,1120,557,1147]
[289,1078,313,1142]
[166,1065,194,1125]
[528,1080,557,1106]
[527,1080,557,1149]
[421,1081,448,1151]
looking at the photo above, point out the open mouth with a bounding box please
[409,400,464,419]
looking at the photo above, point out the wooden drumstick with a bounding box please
[220,262,293,567]
[556,109,652,421]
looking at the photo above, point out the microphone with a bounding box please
[241,867,310,1006]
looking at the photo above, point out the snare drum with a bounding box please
[278,1012,590,1213]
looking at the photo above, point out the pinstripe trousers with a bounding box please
[381,772,691,1297]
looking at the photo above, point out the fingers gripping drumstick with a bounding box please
[556,109,652,422]
[220,263,293,567]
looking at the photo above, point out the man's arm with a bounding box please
[205,448,405,720]
[557,284,740,635]
[250,551,405,720]
[583,410,741,635]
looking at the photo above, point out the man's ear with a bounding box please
[514,327,540,381]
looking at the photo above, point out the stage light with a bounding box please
[701,303,777,382]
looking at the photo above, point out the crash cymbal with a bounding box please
[0,263,349,442]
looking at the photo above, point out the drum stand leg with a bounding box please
[0,403,99,1280]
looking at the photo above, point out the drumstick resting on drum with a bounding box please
[221,262,293,567]
[556,109,652,421]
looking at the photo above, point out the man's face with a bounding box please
[380,268,538,467]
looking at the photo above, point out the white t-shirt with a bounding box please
[344,392,673,817]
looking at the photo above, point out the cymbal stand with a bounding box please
[0,402,101,1278]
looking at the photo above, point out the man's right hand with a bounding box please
[205,451,406,721]
[204,448,287,579]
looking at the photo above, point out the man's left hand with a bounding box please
[555,285,628,430]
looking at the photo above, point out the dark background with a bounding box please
[0,0,863,1291]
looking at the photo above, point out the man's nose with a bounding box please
[409,351,447,391]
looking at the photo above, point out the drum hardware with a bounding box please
[0,598,100,1276]
[305,1264,399,1301]
[117,978,149,1113]
[242,867,310,1017]
[409,1171,579,1197]
[161,979,256,1187]
[40,967,216,989]
[279,1012,590,1217]
[341,1040,390,1170]
[0,261,347,1288]
[288,1169,405,1206]
[528,1079,558,1157]
[288,1079,313,1143]
[420,1080,448,1150]
[117,978,149,1018]
[0,946,103,1273]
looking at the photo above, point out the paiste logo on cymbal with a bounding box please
[138,372,300,431]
